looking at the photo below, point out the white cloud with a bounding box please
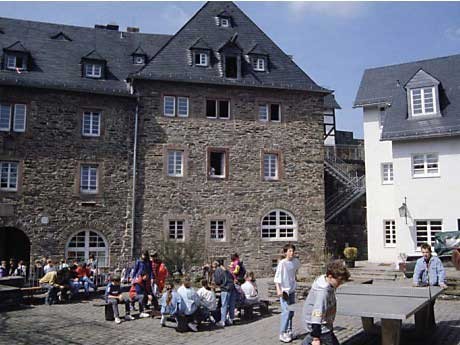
[287,1,366,20]
[445,26,460,40]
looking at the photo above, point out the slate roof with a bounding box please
[324,94,341,110]
[354,54,460,141]
[0,17,171,97]
[133,1,328,93]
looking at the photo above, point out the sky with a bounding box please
[2,1,460,139]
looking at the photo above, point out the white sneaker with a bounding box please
[160,315,166,326]
[139,312,150,318]
[188,322,198,332]
[279,333,292,343]
[125,315,135,321]
[114,317,121,324]
[216,320,225,328]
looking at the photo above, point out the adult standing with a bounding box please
[274,244,301,343]
[151,252,169,295]
[212,260,236,327]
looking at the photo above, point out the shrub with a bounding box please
[343,247,358,260]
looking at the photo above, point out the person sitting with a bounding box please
[68,264,82,299]
[8,259,17,276]
[44,259,56,274]
[76,263,96,297]
[14,260,27,277]
[105,275,134,324]
[196,279,219,323]
[39,270,64,305]
[241,272,259,305]
[129,271,152,318]
[0,260,8,277]
[177,276,201,332]
[159,281,181,326]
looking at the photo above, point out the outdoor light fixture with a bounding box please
[398,197,408,224]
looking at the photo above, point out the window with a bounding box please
[379,107,386,128]
[66,230,109,267]
[416,220,442,248]
[164,96,188,117]
[412,153,439,177]
[82,111,101,137]
[208,149,228,178]
[225,56,238,79]
[221,18,230,27]
[0,103,26,132]
[210,220,225,241]
[85,63,102,78]
[253,58,265,72]
[206,99,230,119]
[0,161,18,191]
[133,55,145,65]
[261,209,297,240]
[384,220,396,247]
[410,87,436,116]
[263,153,279,180]
[169,220,184,240]
[167,150,183,177]
[6,54,26,70]
[195,53,208,67]
[80,165,98,194]
[381,163,394,184]
[259,103,281,122]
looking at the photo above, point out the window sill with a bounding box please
[261,237,297,242]
[384,244,397,248]
[208,176,227,180]
[206,116,230,120]
[381,181,394,185]
[411,174,440,179]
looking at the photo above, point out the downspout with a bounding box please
[131,87,140,259]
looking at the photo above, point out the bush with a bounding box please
[343,247,358,260]
[157,240,203,276]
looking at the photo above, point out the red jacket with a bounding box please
[76,267,91,278]
[129,276,151,300]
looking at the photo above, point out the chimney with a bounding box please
[106,24,119,31]
[127,27,140,33]
[94,24,106,29]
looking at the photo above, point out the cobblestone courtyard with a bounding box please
[1,297,459,345]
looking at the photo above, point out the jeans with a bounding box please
[69,280,81,297]
[80,277,96,296]
[132,294,146,312]
[279,292,295,334]
[161,302,180,316]
[108,297,130,318]
[302,332,339,345]
[42,284,58,305]
[220,289,236,322]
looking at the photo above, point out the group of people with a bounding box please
[274,243,447,345]
[0,258,27,278]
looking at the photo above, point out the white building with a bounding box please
[354,54,460,263]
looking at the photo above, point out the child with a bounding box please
[129,271,151,318]
[241,271,259,304]
[302,260,350,345]
[159,281,181,326]
[196,279,218,323]
[274,244,301,343]
[229,253,241,282]
[76,263,96,297]
[105,275,134,324]
[177,276,201,332]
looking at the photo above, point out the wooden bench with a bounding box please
[20,286,47,299]
[236,299,271,319]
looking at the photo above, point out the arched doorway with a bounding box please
[0,227,31,267]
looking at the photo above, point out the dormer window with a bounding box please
[195,52,208,67]
[133,55,145,65]
[6,54,26,70]
[221,18,230,27]
[216,11,232,28]
[85,63,102,78]
[410,87,436,116]
[3,41,30,72]
[253,57,265,72]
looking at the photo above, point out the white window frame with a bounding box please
[0,103,27,132]
[65,230,109,267]
[259,103,281,122]
[164,96,176,117]
[220,18,230,27]
[263,153,279,180]
[6,55,17,70]
[253,58,265,72]
[80,165,98,194]
[82,111,101,137]
[415,219,442,249]
[0,161,19,191]
[412,153,439,178]
[208,150,227,178]
[196,53,208,67]
[261,209,297,241]
[177,97,189,117]
[384,220,396,247]
[210,220,226,241]
[168,220,185,241]
[85,63,102,78]
[381,162,394,184]
[167,150,183,177]
[134,55,145,65]
[206,99,230,119]
[410,87,436,117]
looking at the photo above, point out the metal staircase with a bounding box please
[325,153,366,223]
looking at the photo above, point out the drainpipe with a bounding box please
[131,90,140,259]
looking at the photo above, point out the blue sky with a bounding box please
[2,1,460,138]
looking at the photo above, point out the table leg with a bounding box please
[415,300,436,334]
[381,319,401,345]
[361,317,378,334]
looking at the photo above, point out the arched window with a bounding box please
[65,230,109,267]
[261,209,297,240]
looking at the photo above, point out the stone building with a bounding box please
[0,1,330,275]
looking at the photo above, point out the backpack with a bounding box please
[237,261,246,280]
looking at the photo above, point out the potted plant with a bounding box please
[343,247,358,268]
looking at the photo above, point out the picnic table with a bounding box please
[336,284,444,345]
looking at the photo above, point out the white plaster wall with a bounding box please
[393,137,460,257]
[363,106,397,262]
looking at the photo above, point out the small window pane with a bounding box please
[270,104,280,122]
[167,150,183,177]
[382,163,393,183]
[209,151,225,177]
[264,153,278,180]
[82,111,100,136]
[164,96,175,117]
[261,209,296,240]
[259,104,268,121]
[13,104,26,132]
[210,220,225,240]
[80,165,98,193]
[7,55,16,69]
[177,97,189,117]
[0,104,11,131]
[169,220,184,240]
[0,161,18,191]
[206,100,217,118]
[219,100,229,118]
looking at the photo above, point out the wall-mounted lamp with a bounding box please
[398,197,408,224]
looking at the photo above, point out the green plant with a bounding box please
[157,239,203,275]
[343,247,358,260]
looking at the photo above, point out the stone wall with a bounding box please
[0,86,135,268]
[134,80,326,276]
